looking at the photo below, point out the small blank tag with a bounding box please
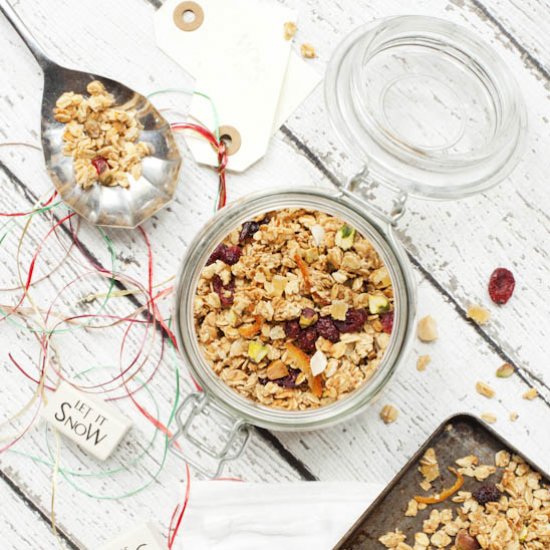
[98,523,164,550]
[42,382,131,461]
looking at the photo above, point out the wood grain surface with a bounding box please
[0,0,548,548]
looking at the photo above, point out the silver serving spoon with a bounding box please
[0,1,182,228]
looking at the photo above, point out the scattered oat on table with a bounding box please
[194,208,394,410]
[480,412,497,424]
[416,354,431,372]
[475,381,495,399]
[417,315,438,342]
[54,80,151,189]
[466,304,491,324]
[300,43,316,58]
[509,411,519,422]
[380,404,399,424]
[283,21,297,40]
[523,387,538,400]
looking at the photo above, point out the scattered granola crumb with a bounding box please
[419,480,432,492]
[475,381,495,399]
[523,387,538,400]
[496,362,514,378]
[300,43,316,58]
[480,412,497,424]
[509,411,519,422]
[466,304,491,325]
[379,530,406,548]
[380,404,399,424]
[283,21,297,40]
[416,354,431,372]
[419,448,440,482]
[405,498,418,517]
[417,315,438,342]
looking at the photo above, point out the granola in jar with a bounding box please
[193,208,394,410]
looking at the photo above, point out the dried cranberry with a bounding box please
[335,308,368,333]
[275,368,302,388]
[316,316,340,343]
[239,221,260,244]
[91,156,109,175]
[212,274,234,307]
[488,268,515,305]
[472,484,501,505]
[206,244,242,266]
[295,326,318,354]
[380,311,394,334]
[284,319,301,339]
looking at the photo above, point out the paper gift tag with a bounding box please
[155,0,319,172]
[42,382,131,461]
[98,523,164,550]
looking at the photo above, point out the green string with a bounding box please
[147,88,222,213]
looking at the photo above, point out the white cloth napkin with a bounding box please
[179,482,383,550]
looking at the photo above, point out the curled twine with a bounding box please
[0,91,229,546]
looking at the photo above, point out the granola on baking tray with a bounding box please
[193,208,394,410]
[380,449,550,549]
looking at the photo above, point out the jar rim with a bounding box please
[325,16,527,200]
[174,188,416,430]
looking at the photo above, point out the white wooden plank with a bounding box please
[0,0,549,547]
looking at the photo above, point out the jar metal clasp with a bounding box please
[170,392,251,478]
[341,165,408,226]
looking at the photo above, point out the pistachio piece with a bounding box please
[496,362,515,378]
[335,224,356,250]
[248,341,269,363]
[368,294,390,315]
[299,308,319,328]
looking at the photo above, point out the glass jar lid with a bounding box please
[325,16,527,199]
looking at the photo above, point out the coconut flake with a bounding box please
[310,224,325,246]
[310,350,328,376]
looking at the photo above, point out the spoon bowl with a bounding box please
[1,2,182,228]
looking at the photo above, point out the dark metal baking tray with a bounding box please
[334,413,550,549]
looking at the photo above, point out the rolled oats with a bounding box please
[380,404,399,424]
[54,80,151,189]
[523,387,539,400]
[194,208,393,410]
[475,381,495,399]
[416,354,431,372]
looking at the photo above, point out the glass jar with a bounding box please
[171,16,526,476]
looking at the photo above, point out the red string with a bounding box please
[170,123,228,210]
[0,191,57,218]
[168,462,191,549]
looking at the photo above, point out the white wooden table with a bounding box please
[1,0,549,548]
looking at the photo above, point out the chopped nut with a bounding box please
[369,294,390,314]
[475,381,495,399]
[283,21,297,41]
[380,404,399,424]
[417,315,438,342]
[300,43,316,59]
[416,354,431,372]
[523,387,538,400]
[480,412,497,424]
[335,224,355,250]
[248,341,269,363]
[496,362,514,378]
[266,360,289,380]
[330,300,349,321]
[310,350,327,376]
[467,304,491,325]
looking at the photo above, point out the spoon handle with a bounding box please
[0,0,52,69]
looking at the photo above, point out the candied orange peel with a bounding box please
[286,342,323,398]
[294,253,312,293]
[239,315,264,338]
[414,467,464,504]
